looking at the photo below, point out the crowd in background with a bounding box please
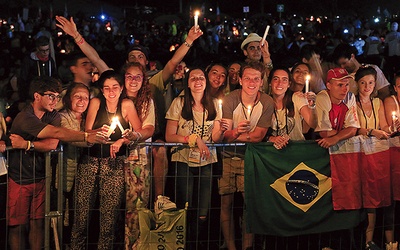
[0,7,400,250]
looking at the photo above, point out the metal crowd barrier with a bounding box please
[0,142,399,250]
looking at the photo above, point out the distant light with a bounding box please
[336,15,340,19]
[57,31,63,37]
[60,49,66,53]
[101,15,105,20]
[243,32,248,36]
[209,8,213,12]
[106,26,111,31]
[343,28,349,34]
[293,14,296,17]
[374,17,380,23]
[282,22,287,26]
[297,24,302,27]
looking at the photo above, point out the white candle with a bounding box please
[261,25,270,46]
[305,75,310,93]
[392,111,397,132]
[106,118,118,137]
[194,11,199,28]
[247,105,252,120]
[115,117,125,133]
[218,99,223,115]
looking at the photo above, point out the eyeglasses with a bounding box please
[189,76,206,82]
[41,93,62,102]
[125,74,143,82]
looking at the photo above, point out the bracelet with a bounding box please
[26,141,31,151]
[183,135,189,143]
[266,62,273,69]
[75,37,85,46]
[73,32,81,40]
[134,131,142,143]
[84,132,88,142]
[183,40,192,48]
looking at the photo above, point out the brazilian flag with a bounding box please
[244,141,362,236]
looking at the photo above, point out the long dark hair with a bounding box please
[205,62,227,98]
[181,68,217,121]
[268,67,295,117]
[122,62,152,121]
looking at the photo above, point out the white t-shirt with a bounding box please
[166,97,221,167]
[315,90,360,132]
[270,92,309,140]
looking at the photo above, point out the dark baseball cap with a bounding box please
[127,45,149,59]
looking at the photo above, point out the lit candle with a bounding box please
[261,25,270,46]
[106,118,118,137]
[194,11,199,28]
[305,75,310,93]
[392,111,397,132]
[114,117,125,133]
[218,99,223,115]
[247,105,252,120]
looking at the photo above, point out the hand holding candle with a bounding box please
[261,25,270,46]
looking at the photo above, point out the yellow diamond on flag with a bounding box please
[270,162,331,212]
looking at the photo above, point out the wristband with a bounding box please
[26,141,31,151]
[84,132,88,142]
[183,40,192,48]
[75,37,85,46]
[73,32,81,40]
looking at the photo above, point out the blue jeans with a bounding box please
[175,162,212,217]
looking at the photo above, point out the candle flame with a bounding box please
[306,75,310,81]
[112,117,119,122]
[218,99,222,105]
[195,11,200,16]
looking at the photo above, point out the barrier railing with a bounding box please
[0,141,399,250]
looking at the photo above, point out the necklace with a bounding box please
[356,95,376,129]
[240,91,259,120]
[105,105,118,123]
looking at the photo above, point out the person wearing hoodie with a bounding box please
[18,35,58,102]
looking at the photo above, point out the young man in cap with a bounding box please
[241,33,273,93]
[315,68,360,148]
[332,43,390,100]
